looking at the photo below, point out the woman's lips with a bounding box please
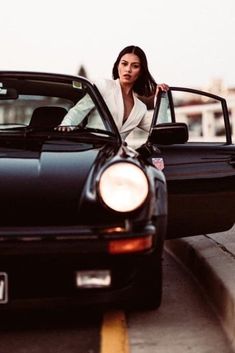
[123,74,131,79]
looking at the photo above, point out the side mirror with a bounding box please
[149,123,189,145]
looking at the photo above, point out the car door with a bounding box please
[147,88,235,239]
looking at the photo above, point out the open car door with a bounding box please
[146,87,235,239]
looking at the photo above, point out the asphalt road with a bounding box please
[0,308,102,353]
[0,251,232,353]
[128,251,233,353]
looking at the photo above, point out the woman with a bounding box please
[57,45,168,140]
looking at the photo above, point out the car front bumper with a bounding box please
[0,220,165,309]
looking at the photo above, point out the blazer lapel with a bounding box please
[113,79,124,130]
[121,95,139,130]
[113,80,144,136]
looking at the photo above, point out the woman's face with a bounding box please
[117,53,141,86]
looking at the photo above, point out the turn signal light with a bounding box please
[108,235,153,254]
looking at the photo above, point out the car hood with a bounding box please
[0,139,113,226]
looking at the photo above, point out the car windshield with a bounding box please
[0,75,116,139]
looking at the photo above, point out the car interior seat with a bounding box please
[29,106,68,129]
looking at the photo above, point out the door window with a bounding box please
[156,89,231,143]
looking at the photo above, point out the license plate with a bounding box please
[76,270,111,288]
[0,273,8,304]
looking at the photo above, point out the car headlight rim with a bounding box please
[98,162,149,213]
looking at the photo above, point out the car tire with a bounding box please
[130,254,163,311]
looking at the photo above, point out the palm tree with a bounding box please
[77,65,88,78]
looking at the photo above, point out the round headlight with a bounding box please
[99,162,149,212]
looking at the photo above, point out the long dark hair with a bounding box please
[112,45,157,97]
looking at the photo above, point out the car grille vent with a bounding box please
[0,235,100,243]
[0,222,129,242]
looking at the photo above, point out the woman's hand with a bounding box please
[155,83,169,95]
[54,125,75,132]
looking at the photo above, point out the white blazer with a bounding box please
[61,78,152,140]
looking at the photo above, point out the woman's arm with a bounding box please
[56,94,95,131]
[137,83,169,109]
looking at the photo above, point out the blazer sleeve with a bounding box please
[60,94,95,126]
[138,110,153,132]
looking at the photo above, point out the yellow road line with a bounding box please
[101,310,130,353]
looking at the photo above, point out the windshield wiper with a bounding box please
[0,124,27,131]
[0,124,28,137]
[24,125,116,141]
[70,126,115,137]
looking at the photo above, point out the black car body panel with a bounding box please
[0,139,103,225]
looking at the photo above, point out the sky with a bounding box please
[1,0,235,89]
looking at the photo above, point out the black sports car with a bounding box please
[0,72,167,310]
[0,71,233,311]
